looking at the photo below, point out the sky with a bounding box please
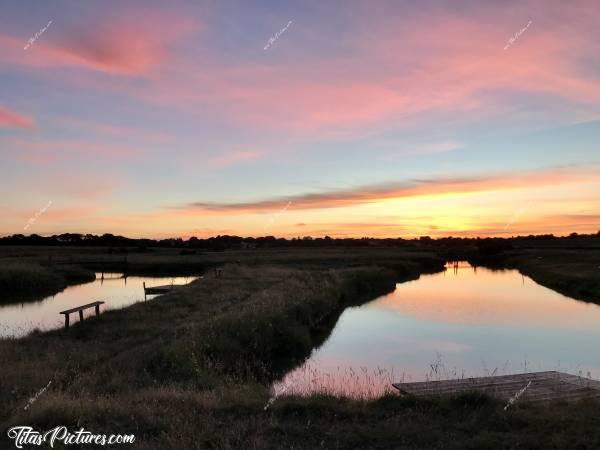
[1,0,599,239]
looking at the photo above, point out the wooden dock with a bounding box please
[143,282,177,300]
[392,371,600,403]
[143,284,174,295]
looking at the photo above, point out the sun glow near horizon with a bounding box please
[1,0,599,238]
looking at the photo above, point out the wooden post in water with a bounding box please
[78,310,84,322]
[95,304,100,316]
[143,282,146,301]
[64,314,70,329]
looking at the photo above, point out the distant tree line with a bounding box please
[0,231,599,252]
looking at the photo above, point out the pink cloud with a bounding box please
[2,1,599,141]
[158,5,598,134]
[0,106,33,128]
[0,9,195,76]
[51,26,166,75]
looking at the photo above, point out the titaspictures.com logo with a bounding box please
[7,426,135,448]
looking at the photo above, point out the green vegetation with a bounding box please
[0,264,397,447]
[0,262,95,304]
[0,245,443,305]
[0,245,444,275]
[498,249,600,304]
[2,245,600,448]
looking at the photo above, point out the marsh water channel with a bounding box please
[274,262,600,398]
[0,273,197,337]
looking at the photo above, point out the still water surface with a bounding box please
[0,273,197,338]
[276,262,600,397]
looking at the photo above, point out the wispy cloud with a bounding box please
[177,166,600,213]
[0,106,33,128]
[0,1,599,238]
[1,9,195,76]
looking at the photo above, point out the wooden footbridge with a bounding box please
[393,371,600,404]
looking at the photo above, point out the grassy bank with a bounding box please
[0,245,444,276]
[2,262,600,448]
[3,248,600,448]
[0,262,95,304]
[0,264,399,445]
[483,249,600,304]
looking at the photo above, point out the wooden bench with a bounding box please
[59,301,105,329]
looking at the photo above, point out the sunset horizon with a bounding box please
[2,0,599,239]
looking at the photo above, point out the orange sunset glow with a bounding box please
[1,0,599,238]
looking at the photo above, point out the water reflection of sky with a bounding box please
[277,263,600,397]
[0,273,197,338]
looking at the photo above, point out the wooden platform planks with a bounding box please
[143,284,174,294]
[392,371,600,403]
[143,282,182,300]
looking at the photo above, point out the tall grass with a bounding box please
[143,266,397,384]
[272,364,399,399]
